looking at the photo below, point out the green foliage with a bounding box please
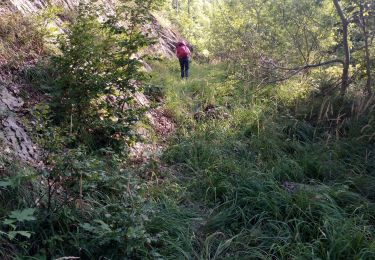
[0,154,161,259]
[145,62,375,258]
[161,0,212,54]
[1,2,166,259]
[3,0,375,259]
[2,208,36,240]
[50,3,157,150]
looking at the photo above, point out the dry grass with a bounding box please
[0,12,45,70]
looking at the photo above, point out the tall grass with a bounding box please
[145,60,375,259]
[3,56,375,258]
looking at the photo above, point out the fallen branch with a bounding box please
[262,59,344,84]
[277,59,344,71]
[54,257,80,260]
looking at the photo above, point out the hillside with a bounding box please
[1,0,375,259]
[0,0,182,165]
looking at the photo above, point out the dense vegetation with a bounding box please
[1,0,375,259]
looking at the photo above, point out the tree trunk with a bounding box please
[172,0,179,15]
[359,1,372,95]
[333,0,350,95]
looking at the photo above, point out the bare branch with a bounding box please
[262,59,344,84]
[276,59,344,71]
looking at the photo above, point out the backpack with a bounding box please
[176,44,189,59]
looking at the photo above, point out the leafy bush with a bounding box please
[51,3,153,150]
[1,2,165,258]
[0,150,164,259]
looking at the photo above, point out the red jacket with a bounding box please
[176,42,191,59]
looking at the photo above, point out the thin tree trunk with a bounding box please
[333,0,350,95]
[359,1,372,95]
[172,0,179,15]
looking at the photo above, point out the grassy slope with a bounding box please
[146,60,375,259]
[2,49,375,258]
[2,7,375,259]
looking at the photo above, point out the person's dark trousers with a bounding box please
[179,57,189,79]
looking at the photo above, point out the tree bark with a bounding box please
[359,1,372,95]
[333,0,350,95]
[172,0,179,15]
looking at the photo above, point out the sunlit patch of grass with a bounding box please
[274,79,311,106]
[147,60,229,124]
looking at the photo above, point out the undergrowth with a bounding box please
[2,57,375,258]
[1,2,375,259]
[0,12,49,71]
[144,60,375,259]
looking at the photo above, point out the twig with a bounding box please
[54,257,80,260]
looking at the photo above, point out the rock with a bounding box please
[139,60,152,72]
[0,86,24,111]
[129,107,175,164]
[0,83,40,164]
[1,115,39,163]
[147,14,186,59]
[1,1,184,61]
[129,142,163,164]
[133,92,150,107]
[146,107,174,137]
[194,105,230,121]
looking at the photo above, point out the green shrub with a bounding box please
[50,3,153,150]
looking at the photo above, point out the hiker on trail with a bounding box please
[176,41,191,79]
